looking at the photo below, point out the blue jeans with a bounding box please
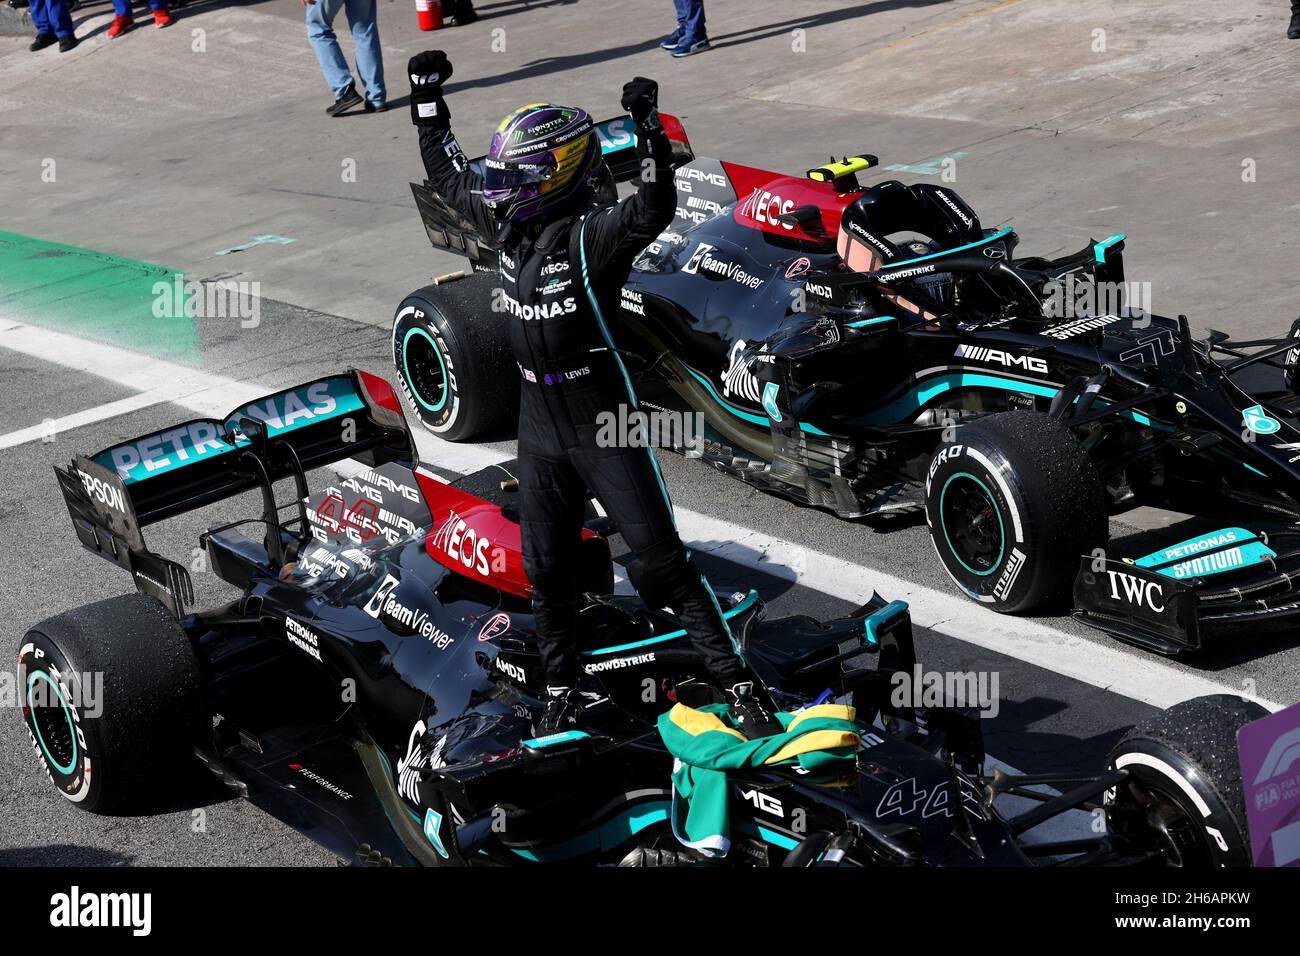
[306,0,386,106]
[30,0,74,36]
[672,0,706,41]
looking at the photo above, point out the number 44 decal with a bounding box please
[315,494,378,542]
[876,777,979,819]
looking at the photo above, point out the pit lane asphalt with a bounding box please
[2,295,1290,867]
[2,0,1296,331]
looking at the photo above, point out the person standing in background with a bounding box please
[304,0,387,116]
[28,0,77,51]
[1289,0,1299,38]
[106,0,174,38]
[443,0,476,24]
[660,0,710,57]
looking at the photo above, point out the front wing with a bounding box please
[1073,527,1300,653]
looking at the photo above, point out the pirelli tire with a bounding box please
[393,274,519,441]
[18,593,204,815]
[1106,695,1268,866]
[924,410,1108,613]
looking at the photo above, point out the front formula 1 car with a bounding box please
[21,370,1267,866]
[393,118,1300,655]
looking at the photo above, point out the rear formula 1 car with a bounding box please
[22,370,1268,866]
[394,115,1300,655]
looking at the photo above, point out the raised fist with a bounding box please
[621,77,659,126]
[409,51,452,128]
[408,50,452,89]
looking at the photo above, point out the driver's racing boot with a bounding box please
[726,682,785,739]
[535,686,580,736]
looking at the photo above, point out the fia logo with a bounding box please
[1252,725,1300,784]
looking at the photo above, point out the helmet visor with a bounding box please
[484,155,556,190]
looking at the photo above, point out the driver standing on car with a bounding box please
[407,51,783,739]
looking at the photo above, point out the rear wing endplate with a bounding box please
[55,457,195,616]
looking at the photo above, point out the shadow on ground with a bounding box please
[0,845,134,865]
[441,0,957,95]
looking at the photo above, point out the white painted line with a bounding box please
[410,432,526,477]
[0,321,257,419]
[0,319,1283,713]
[0,392,164,450]
[0,320,509,472]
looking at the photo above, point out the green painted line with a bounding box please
[0,231,199,364]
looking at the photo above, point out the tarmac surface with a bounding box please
[0,0,1296,865]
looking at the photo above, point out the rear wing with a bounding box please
[411,112,694,269]
[55,369,415,615]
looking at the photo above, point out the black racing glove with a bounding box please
[409,50,453,129]
[621,77,661,131]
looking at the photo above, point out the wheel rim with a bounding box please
[1112,776,1216,866]
[27,670,78,775]
[402,327,449,413]
[939,472,1005,576]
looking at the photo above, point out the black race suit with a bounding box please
[417,120,749,689]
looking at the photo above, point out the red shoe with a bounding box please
[152,6,172,26]
[106,14,133,37]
